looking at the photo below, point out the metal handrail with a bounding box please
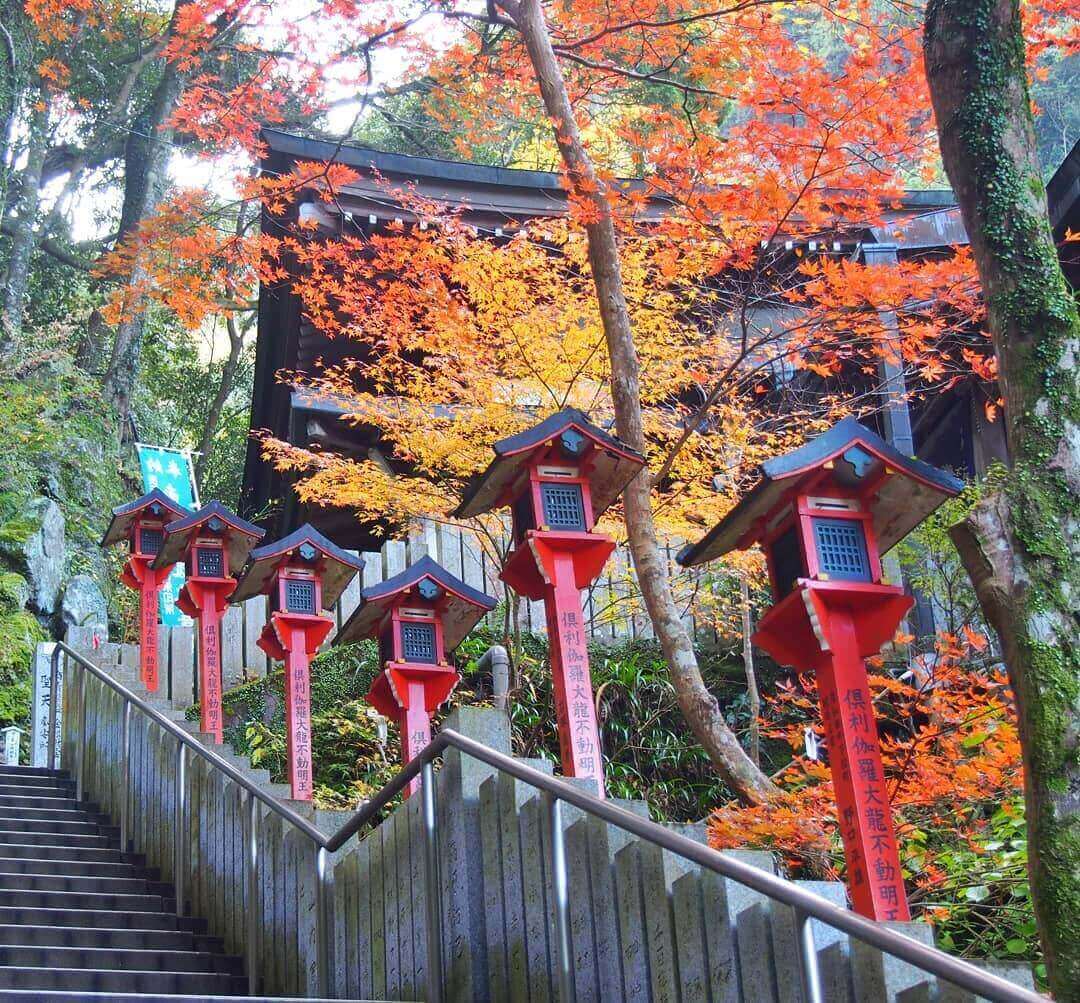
[50,641,1041,1003]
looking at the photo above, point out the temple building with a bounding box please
[242,128,1079,550]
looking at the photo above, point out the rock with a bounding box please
[60,574,107,631]
[0,497,66,616]
[0,573,30,615]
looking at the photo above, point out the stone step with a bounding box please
[0,818,116,837]
[0,805,95,823]
[0,965,247,995]
[0,945,243,975]
[0,766,63,779]
[0,778,75,796]
[0,992,392,1002]
[0,924,220,953]
[0,871,169,897]
[0,857,156,881]
[0,888,172,913]
[0,842,139,864]
[0,906,199,932]
[0,793,82,811]
[0,830,112,848]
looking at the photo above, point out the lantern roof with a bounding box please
[153,501,265,576]
[677,417,963,567]
[100,489,190,548]
[453,408,645,520]
[230,524,365,608]
[337,555,496,651]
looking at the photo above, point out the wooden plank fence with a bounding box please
[144,519,718,696]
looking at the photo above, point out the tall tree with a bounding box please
[923,1,1079,996]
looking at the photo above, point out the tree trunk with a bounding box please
[1,101,48,347]
[741,575,761,767]
[504,0,777,804]
[193,314,247,487]
[924,2,1080,996]
[102,45,187,424]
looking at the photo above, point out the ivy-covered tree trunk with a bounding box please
[923,2,1080,997]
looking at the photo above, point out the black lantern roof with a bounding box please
[336,555,496,651]
[100,489,191,548]
[678,418,964,567]
[453,408,645,521]
[154,501,265,577]
[230,524,365,608]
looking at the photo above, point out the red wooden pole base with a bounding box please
[817,608,910,921]
[543,551,605,796]
[177,580,233,744]
[754,581,913,921]
[259,613,332,801]
[121,557,171,694]
[401,686,432,798]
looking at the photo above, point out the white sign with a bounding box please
[30,642,60,768]
[1,727,20,766]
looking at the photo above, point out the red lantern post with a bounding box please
[232,526,364,800]
[153,503,263,743]
[455,409,644,796]
[679,417,962,920]
[101,490,190,693]
[337,556,495,796]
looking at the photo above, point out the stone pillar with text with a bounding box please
[679,417,963,920]
[454,408,645,797]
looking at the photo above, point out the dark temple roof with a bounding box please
[678,417,963,567]
[155,501,265,577]
[231,524,364,608]
[336,555,496,650]
[453,408,645,520]
[101,489,191,548]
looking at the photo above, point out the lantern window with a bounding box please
[196,546,223,578]
[139,528,163,556]
[769,524,806,599]
[402,623,437,663]
[540,482,586,531]
[285,579,316,614]
[812,518,872,582]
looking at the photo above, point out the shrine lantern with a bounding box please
[336,555,496,795]
[454,408,644,795]
[231,526,364,800]
[679,417,962,921]
[152,502,264,743]
[101,489,190,693]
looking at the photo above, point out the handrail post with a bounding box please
[545,792,575,1003]
[174,741,186,916]
[247,791,259,996]
[316,846,332,997]
[120,702,132,851]
[75,666,86,802]
[422,760,443,1003]
[795,909,824,1003]
[48,645,60,771]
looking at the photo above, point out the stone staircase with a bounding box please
[0,762,249,999]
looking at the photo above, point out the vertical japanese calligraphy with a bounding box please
[817,609,910,921]
[544,551,605,795]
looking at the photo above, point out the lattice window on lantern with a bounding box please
[285,579,316,614]
[540,482,585,531]
[812,517,872,582]
[139,528,163,556]
[402,623,436,663]
[196,546,223,578]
